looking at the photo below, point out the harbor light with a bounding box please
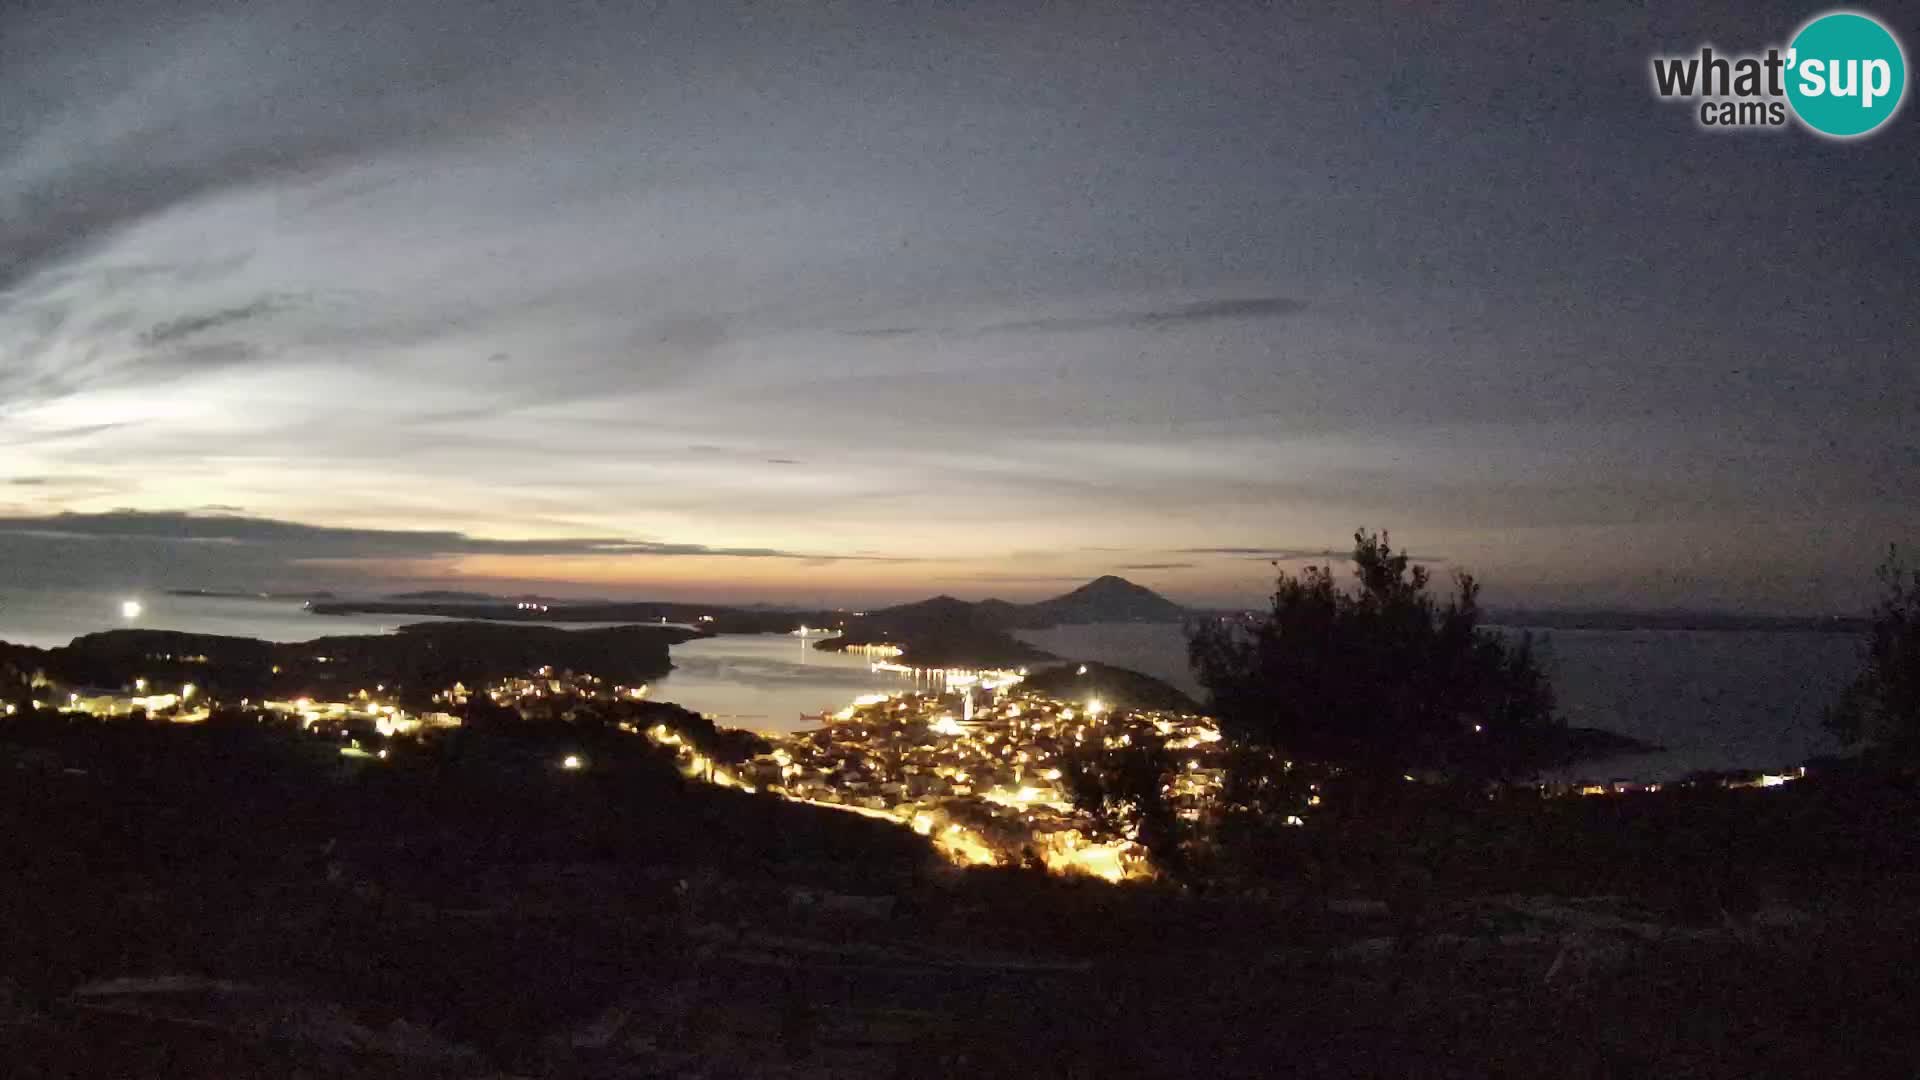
[561,754,584,770]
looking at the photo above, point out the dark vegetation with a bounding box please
[6,701,1913,1076]
[1022,660,1201,712]
[456,690,772,766]
[1828,544,1920,761]
[1063,533,1704,885]
[1193,530,1557,783]
[0,703,928,1067]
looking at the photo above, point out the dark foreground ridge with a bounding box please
[1,706,1916,1076]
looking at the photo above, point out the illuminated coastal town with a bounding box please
[14,641,1814,889]
[10,649,1203,880]
[720,673,1228,882]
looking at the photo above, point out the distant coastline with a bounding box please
[166,588,338,601]
[1488,609,1869,634]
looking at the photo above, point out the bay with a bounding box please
[0,587,431,647]
[4,588,1869,780]
[0,588,922,734]
[1017,622,1863,781]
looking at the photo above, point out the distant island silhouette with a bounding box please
[303,575,1195,667]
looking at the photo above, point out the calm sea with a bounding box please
[0,587,432,646]
[0,588,922,733]
[1016,622,1863,782]
[646,633,926,730]
[2,588,1865,779]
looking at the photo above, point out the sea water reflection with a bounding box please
[650,632,940,732]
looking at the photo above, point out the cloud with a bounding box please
[843,295,1306,339]
[841,326,921,339]
[995,295,1307,334]
[1176,546,1449,564]
[0,510,909,563]
[935,572,1095,585]
[0,423,135,447]
[1176,546,1347,559]
[3,1,1914,614]
[1117,562,1195,571]
[0,1,561,298]
[139,298,285,346]
[1133,296,1308,326]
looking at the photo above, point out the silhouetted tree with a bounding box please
[1,658,34,714]
[1062,741,1192,882]
[616,699,771,764]
[455,689,520,733]
[1829,545,1920,760]
[1188,530,1555,794]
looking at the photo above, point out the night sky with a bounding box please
[3,0,1915,610]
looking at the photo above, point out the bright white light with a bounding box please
[561,754,584,770]
[1076,664,1088,675]
[121,599,143,619]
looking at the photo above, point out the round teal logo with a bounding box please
[1786,11,1907,137]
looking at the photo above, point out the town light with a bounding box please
[561,754,584,770]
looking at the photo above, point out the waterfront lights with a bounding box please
[120,599,143,619]
[560,754,585,770]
